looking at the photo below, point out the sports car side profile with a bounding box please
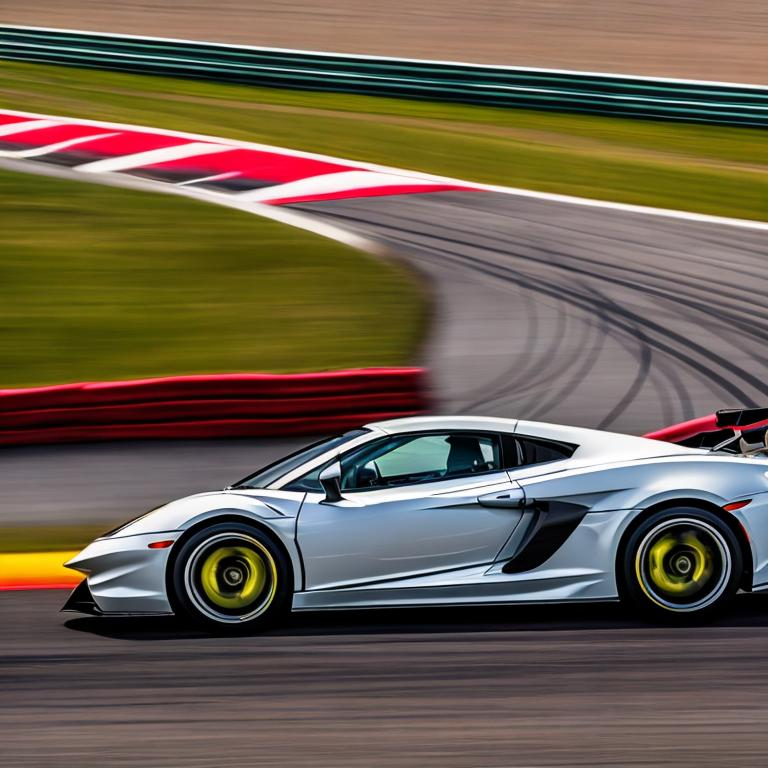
[64,412,768,631]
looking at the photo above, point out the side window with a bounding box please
[341,432,501,491]
[284,464,325,493]
[502,435,575,468]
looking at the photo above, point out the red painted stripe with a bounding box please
[65,130,196,155]
[0,583,75,591]
[3,126,192,156]
[0,124,113,145]
[141,147,358,183]
[263,183,478,206]
[0,112,477,204]
[0,114,44,128]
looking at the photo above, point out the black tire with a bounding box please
[169,522,292,633]
[620,507,742,621]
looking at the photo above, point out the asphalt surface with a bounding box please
[0,438,304,527]
[5,590,768,766]
[296,193,768,435]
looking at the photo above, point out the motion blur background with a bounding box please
[0,2,767,765]
[3,0,767,80]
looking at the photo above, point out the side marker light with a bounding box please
[724,500,751,512]
[148,540,175,549]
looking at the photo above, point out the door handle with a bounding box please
[478,491,525,509]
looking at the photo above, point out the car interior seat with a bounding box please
[445,435,488,475]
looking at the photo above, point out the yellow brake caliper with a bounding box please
[647,532,712,597]
[200,545,267,609]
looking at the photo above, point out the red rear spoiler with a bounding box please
[644,407,768,444]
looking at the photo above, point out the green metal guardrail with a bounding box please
[2,25,767,126]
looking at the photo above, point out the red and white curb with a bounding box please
[0,109,474,206]
[1,108,766,239]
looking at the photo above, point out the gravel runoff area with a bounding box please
[1,1,767,83]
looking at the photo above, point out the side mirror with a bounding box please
[319,461,343,503]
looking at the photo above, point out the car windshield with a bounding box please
[231,429,370,489]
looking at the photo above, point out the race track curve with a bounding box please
[294,192,768,435]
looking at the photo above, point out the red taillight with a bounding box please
[147,540,175,549]
[724,500,751,512]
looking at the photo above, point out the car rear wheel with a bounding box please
[170,522,291,632]
[621,508,742,620]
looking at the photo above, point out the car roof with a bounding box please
[367,415,698,462]
[368,415,519,434]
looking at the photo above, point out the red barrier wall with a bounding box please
[0,369,429,446]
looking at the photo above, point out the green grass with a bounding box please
[0,169,426,387]
[0,525,104,553]
[1,61,766,220]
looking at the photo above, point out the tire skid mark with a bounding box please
[300,204,765,406]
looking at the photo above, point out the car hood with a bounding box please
[102,488,302,539]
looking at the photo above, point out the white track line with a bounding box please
[177,171,241,187]
[0,132,119,159]
[0,119,60,136]
[240,170,455,203]
[0,156,377,254]
[77,142,231,173]
[2,107,767,232]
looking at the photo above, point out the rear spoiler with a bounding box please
[714,407,768,428]
[644,407,768,446]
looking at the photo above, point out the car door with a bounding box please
[293,431,525,591]
[494,433,592,573]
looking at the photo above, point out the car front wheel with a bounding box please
[170,522,291,632]
[621,508,742,620]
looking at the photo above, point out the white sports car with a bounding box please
[64,411,768,631]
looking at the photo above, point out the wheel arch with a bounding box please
[616,498,754,593]
[166,513,300,603]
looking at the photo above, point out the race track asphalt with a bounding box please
[0,438,305,528]
[295,192,768,436]
[5,589,768,766]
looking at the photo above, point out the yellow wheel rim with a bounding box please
[185,532,279,623]
[635,518,730,612]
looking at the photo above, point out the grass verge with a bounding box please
[0,525,102,554]
[0,61,766,221]
[0,168,426,387]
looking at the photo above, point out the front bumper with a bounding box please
[63,531,179,616]
[62,578,102,615]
